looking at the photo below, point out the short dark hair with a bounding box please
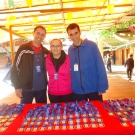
[66,23,80,33]
[130,54,133,57]
[50,38,62,46]
[34,25,46,33]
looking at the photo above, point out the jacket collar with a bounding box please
[70,39,87,49]
[27,41,44,50]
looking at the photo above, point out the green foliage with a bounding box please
[99,29,109,38]
[99,26,117,38]
[99,17,135,38]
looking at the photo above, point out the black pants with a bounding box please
[127,68,133,79]
[73,92,103,102]
[48,93,74,103]
[21,89,47,104]
[107,63,112,72]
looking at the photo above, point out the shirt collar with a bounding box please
[30,41,42,53]
[70,39,86,49]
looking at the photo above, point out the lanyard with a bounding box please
[35,52,41,66]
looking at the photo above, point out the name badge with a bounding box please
[36,66,41,72]
[74,64,78,71]
[54,73,58,80]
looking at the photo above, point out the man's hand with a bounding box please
[15,89,22,98]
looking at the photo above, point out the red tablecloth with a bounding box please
[1,101,135,135]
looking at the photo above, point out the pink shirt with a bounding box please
[46,54,72,95]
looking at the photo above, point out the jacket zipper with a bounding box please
[77,47,85,93]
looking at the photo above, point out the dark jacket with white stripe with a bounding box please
[11,42,50,90]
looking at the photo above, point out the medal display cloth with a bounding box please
[1,99,135,135]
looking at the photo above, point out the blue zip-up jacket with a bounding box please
[68,39,108,94]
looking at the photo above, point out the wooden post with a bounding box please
[9,25,14,64]
[98,39,103,58]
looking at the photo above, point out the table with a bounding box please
[0,101,135,135]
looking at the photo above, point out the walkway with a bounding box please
[0,65,135,104]
[104,65,135,100]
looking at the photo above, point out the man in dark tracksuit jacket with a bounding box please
[11,25,50,104]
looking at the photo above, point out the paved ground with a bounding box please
[103,65,135,100]
[0,68,14,100]
[107,64,135,81]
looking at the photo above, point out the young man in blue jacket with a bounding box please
[66,23,108,101]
